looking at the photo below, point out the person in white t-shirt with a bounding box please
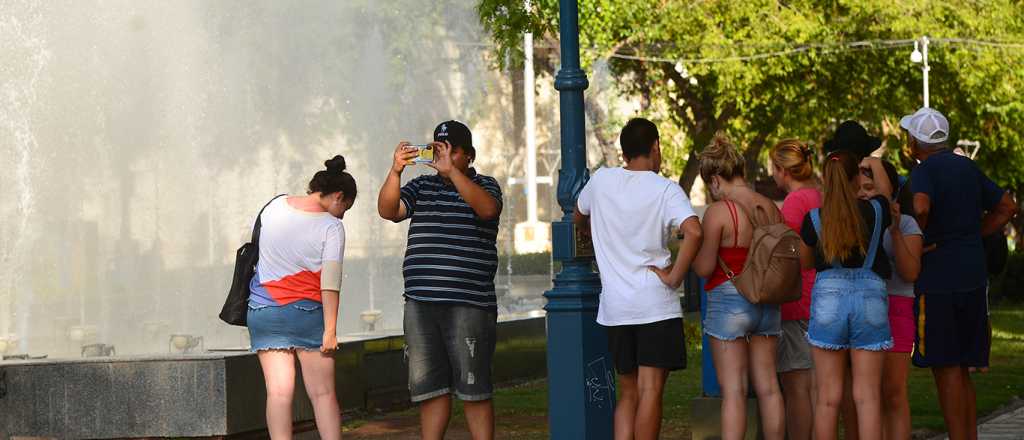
[575,118,703,440]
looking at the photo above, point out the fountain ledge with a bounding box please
[0,316,547,438]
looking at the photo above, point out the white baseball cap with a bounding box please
[900,107,949,144]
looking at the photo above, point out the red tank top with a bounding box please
[706,200,749,291]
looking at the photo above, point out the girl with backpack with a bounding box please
[694,135,786,440]
[770,139,821,440]
[799,150,893,440]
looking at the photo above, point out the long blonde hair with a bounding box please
[820,150,866,262]
[770,139,814,181]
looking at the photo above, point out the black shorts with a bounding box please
[912,287,990,368]
[605,318,687,375]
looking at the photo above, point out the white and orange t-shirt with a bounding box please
[248,197,345,306]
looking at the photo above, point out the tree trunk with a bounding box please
[1012,186,1024,249]
[584,99,618,167]
[678,128,719,194]
[678,150,701,195]
[744,134,769,180]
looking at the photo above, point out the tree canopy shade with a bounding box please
[478,0,1024,208]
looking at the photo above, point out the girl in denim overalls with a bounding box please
[799,150,893,440]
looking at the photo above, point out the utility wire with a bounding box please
[606,38,1024,64]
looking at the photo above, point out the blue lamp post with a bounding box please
[543,0,615,438]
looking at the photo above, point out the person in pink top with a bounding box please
[770,139,821,440]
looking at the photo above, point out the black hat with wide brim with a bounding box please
[824,120,882,159]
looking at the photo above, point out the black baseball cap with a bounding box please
[823,120,881,160]
[433,120,475,158]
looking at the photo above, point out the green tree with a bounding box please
[479,0,1024,212]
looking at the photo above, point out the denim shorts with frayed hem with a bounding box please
[807,269,893,351]
[703,281,782,341]
[404,300,497,403]
[247,299,324,352]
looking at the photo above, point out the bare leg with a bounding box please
[419,394,452,440]
[463,400,494,440]
[850,349,885,440]
[258,350,297,440]
[296,350,341,440]
[711,337,750,440]
[615,372,639,440]
[963,368,978,440]
[841,367,859,440]
[933,366,971,440]
[881,352,911,440]
[749,336,785,440]
[780,369,814,440]
[812,347,848,440]
[635,366,670,440]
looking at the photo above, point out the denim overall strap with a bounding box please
[810,208,842,269]
[862,199,883,270]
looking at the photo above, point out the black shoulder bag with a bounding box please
[219,194,285,326]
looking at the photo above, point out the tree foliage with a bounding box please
[479,0,1024,203]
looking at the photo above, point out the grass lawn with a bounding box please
[344,304,1024,439]
[907,306,1024,432]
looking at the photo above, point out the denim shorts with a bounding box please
[703,281,781,341]
[403,300,497,403]
[808,269,892,351]
[247,300,324,352]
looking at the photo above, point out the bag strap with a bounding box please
[862,199,883,270]
[251,194,287,244]
[810,208,842,269]
[717,255,736,280]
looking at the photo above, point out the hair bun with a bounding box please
[324,155,347,173]
[799,145,810,158]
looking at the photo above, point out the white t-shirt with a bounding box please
[577,167,698,326]
[882,214,922,298]
[250,197,346,306]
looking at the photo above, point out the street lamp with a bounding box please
[544,0,615,438]
[910,36,930,107]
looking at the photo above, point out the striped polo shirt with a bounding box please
[399,169,502,309]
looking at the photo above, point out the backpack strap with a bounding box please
[810,208,842,269]
[717,255,736,280]
[251,194,287,245]
[862,198,883,270]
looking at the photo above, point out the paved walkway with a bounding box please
[976,405,1024,440]
[930,402,1024,440]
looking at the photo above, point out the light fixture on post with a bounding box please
[910,36,930,107]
